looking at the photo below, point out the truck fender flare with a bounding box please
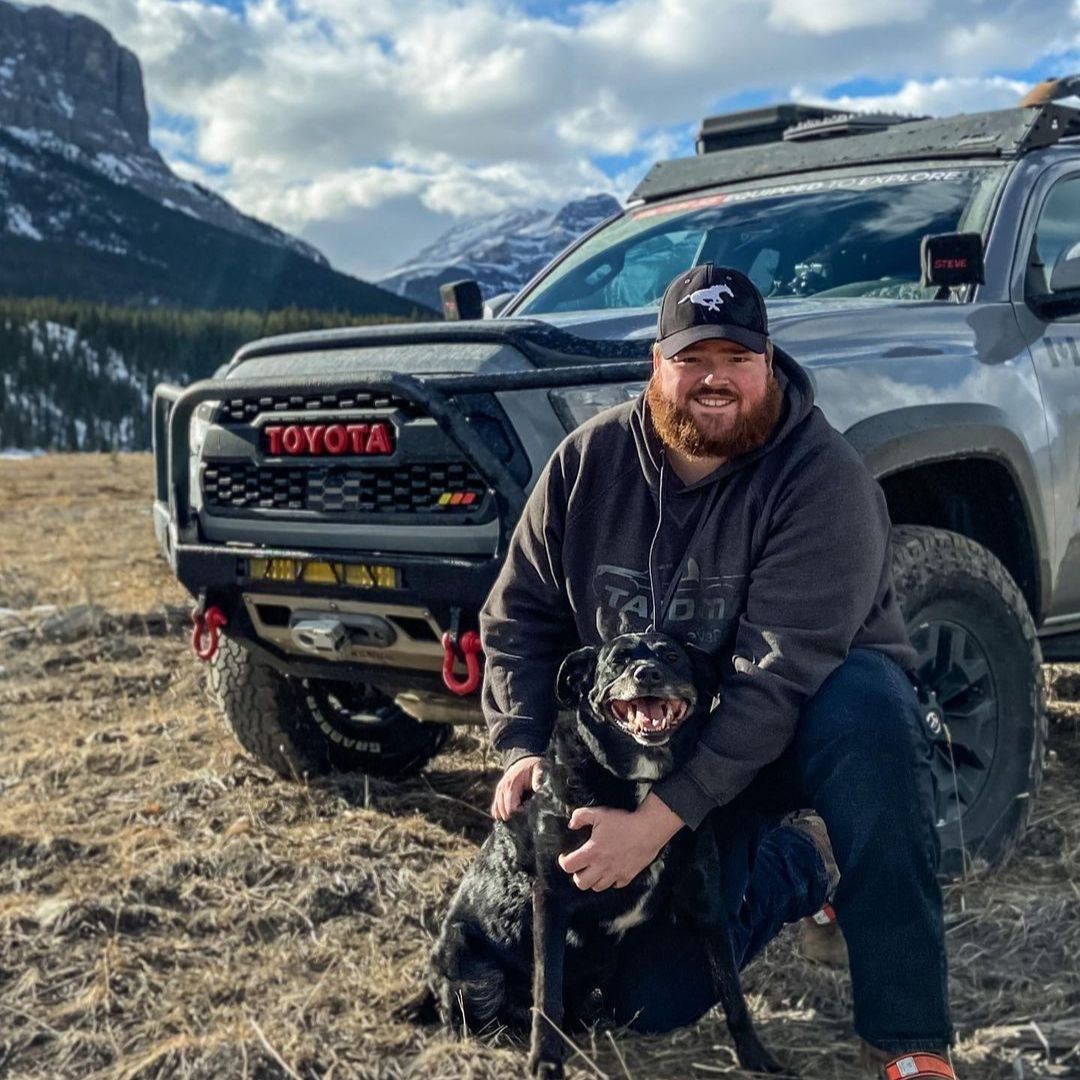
[843,403,1051,618]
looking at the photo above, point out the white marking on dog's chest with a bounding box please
[628,754,663,780]
[603,855,666,936]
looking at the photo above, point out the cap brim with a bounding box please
[659,323,767,359]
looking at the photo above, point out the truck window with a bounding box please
[1029,176,1080,297]
[516,167,1004,315]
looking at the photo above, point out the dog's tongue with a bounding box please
[633,700,667,729]
[624,696,684,732]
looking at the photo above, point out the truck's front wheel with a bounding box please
[207,636,450,779]
[890,525,1046,875]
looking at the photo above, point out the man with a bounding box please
[480,264,954,1078]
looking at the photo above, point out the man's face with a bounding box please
[647,338,782,460]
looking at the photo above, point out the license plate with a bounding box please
[247,558,400,589]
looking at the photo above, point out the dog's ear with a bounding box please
[684,642,721,704]
[556,646,598,708]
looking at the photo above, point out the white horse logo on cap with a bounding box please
[678,284,735,312]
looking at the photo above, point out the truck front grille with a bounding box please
[202,462,488,515]
[216,390,418,424]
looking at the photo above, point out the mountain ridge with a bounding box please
[379,193,621,310]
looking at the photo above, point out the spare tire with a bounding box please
[207,636,449,779]
[890,525,1046,875]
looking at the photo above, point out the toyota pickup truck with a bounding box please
[154,92,1080,874]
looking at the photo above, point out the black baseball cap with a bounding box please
[657,263,769,359]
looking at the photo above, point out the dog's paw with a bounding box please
[527,1047,566,1079]
[528,1061,565,1080]
[736,1043,791,1076]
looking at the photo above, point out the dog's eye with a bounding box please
[662,651,680,664]
[609,649,629,665]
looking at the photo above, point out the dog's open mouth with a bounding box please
[607,696,690,741]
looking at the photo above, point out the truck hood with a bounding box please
[533,297,965,369]
[224,296,968,383]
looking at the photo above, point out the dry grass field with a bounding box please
[1,454,1078,1080]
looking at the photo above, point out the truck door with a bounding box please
[1015,169,1080,621]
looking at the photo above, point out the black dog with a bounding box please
[425,632,783,1077]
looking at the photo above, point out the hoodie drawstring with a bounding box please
[646,458,665,632]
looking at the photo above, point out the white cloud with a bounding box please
[797,75,1035,117]
[22,0,1080,278]
[768,0,932,35]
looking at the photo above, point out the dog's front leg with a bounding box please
[527,878,569,1079]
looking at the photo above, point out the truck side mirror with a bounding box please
[440,280,484,321]
[920,232,985,292]
[483,292,515,319]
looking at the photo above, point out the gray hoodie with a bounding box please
[479,347,914,829]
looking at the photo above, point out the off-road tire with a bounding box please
[207,636,449,779]
[890,525,1046,875]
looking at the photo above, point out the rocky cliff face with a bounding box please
[0,1,149,152]
[0,0,325,265]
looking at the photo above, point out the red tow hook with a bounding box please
[191,605,228,661]
[442,629,483,696]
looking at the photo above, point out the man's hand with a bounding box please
[557,792,684,891]
[491,755,543,820]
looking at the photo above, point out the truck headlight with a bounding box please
[190,401,217,453]
[548,383,646,432]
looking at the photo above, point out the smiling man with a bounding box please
[480,264,955,1078]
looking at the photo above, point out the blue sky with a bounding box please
[41,0,1080,278]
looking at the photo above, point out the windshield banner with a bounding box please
[631,169,978,220]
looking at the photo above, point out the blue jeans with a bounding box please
[607,648,953,1052]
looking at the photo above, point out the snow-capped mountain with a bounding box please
[379,194,622,311]
[0,0,423,315]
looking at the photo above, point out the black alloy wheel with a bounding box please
[890,526,1045,876]
[908,618,998,831]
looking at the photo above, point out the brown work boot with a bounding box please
[860,1043,956,1078]
[799,904,849,969]
[787,811,848,970]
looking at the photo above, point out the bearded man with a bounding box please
[480,264,955,1079]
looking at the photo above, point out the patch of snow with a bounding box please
[6,125,79,161]
[56,90,75,118]
[160,197,202,220]
[6,204,41,240]
[94,151,134,180]
[0,143,33,171]
[0,448,46,459]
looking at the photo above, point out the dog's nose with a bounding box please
[633,664,663,689]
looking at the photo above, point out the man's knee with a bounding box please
[796,648,926,764]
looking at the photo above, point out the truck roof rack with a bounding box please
[782,111,925,142]
[632,103,1080,204]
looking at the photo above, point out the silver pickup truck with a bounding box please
[154,93,1080,874]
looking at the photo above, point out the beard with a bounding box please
[646,372,783,460]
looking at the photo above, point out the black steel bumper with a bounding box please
[151,360,650,678]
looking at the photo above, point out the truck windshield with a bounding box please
[514,166,1004,314]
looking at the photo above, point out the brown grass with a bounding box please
[0,454,1078,1079]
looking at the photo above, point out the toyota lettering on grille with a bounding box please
[264,422,395,456]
